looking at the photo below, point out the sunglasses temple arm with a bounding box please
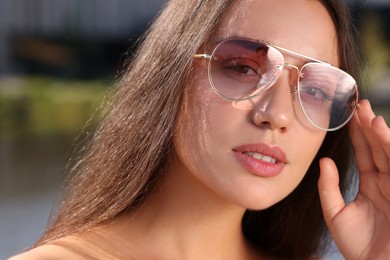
[194,54,212,60]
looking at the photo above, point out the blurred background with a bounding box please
[0,0,167,257]
[0,0,389,258]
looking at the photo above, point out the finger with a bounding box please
[349,108,375,173]
[357,100,389,173]
[372,115,390,164]
[318,157,345,225]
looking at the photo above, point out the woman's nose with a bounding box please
[250,71,296,132]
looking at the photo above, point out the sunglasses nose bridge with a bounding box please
[279,63,301,93]
[282,63,300,73]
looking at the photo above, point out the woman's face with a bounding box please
[173,0,339,210]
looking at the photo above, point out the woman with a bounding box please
[12,0,390,259]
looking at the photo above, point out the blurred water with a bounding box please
[0,191,58,258]
[0,136,68,258]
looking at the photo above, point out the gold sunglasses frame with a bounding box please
[194,37,360,131]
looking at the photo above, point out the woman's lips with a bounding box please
[233,143,287,177]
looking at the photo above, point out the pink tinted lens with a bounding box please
[209,38,283,100]
[298,62,358,130]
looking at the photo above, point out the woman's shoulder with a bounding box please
[8,235,105,260]
[8,243,86,260]
[9,232,124,260]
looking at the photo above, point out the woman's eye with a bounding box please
[222,58,262,78]
[232,65,253,74]
[227,64,257,76]
[300,86,333,104]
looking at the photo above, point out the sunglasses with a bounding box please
[194,37,359,131]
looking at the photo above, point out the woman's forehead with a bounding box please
[212,0,339,66]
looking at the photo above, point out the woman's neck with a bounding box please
[92,158,260,259]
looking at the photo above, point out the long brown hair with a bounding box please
[37,0,362,258]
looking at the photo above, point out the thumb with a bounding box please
[318,157,346,226]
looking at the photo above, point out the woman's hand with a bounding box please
[318,99,390,259]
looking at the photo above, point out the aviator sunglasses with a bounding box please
[194,38,359,131]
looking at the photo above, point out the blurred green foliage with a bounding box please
[0,76,108,137]
[360,11,390,88]
[359,11,390,123]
